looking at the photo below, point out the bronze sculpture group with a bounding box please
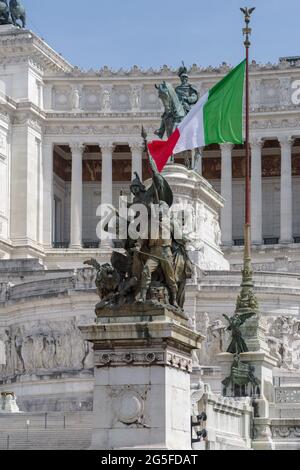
[0,0,26,28]
[85,149,193,315]
[80,61,259,397]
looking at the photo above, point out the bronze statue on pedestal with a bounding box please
[85,131,193,314]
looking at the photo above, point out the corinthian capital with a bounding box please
[100,140,115,155]
[220,143,234,154]
[69,142,86,154]
[129,140,144,153]
[279,135,294,148]
[250,138,264,150]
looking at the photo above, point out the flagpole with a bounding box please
[235,7,259,317]
[242,6,254,262]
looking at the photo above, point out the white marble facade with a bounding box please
[0,26,300,266]
[1,24,300,450]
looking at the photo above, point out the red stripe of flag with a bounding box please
[147,128,180,173]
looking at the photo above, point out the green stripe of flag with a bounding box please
[203,59,246,146]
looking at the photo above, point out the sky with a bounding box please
[23,0,300,70]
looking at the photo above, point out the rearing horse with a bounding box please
[0,0,11,24]
[155,81,185,139]
[9,0,26,28]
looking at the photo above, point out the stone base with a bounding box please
[218,351,278,418]
[241,314,270,353]
[80,303,203,450]
[0,25,16,32]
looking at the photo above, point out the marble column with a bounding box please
[220,143,233,245]
[100,141,114,247]
[42,141,54,247]
[70,143,85,248]
[279,136,294,244]
[129,141,144,180]
[250,139,263,244]
[101,141,114,205]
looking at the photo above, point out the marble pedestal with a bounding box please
[218,351,278,418]
[79,303,203,450]
[160,164,230,272]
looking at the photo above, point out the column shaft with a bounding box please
[100,142,114,247]
[70,143,84,248]
[280,137,293,243]
[130,141,143,180]
[101,142,114,205]
[220,144,233,245]
[42,141,54,247]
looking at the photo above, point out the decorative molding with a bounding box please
[94,349,192,371]
[275,387,300,404]
[44,124,156,137]
[271,426,300,439]
[12,113,43,133]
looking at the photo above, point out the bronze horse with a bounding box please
[155,81,185,139]
[10,0,26,28]
[0,0,11,24]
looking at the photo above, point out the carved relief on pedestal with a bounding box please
[111,386,149,426]
[73,267,97,289]
[213,215,222,247]
[266,316,300,369]
[0,318,94,378]
[197,313,227,366]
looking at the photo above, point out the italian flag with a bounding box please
[148,60,246,172]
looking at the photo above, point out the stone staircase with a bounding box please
[0,412,93,450]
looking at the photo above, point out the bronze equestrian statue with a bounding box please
[0,0,26,28]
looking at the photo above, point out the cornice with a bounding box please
[0,92,17,114]
[46,111,160,120]
[49,60,300,80]
[44,123,157,137]
[0,27,73,73]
